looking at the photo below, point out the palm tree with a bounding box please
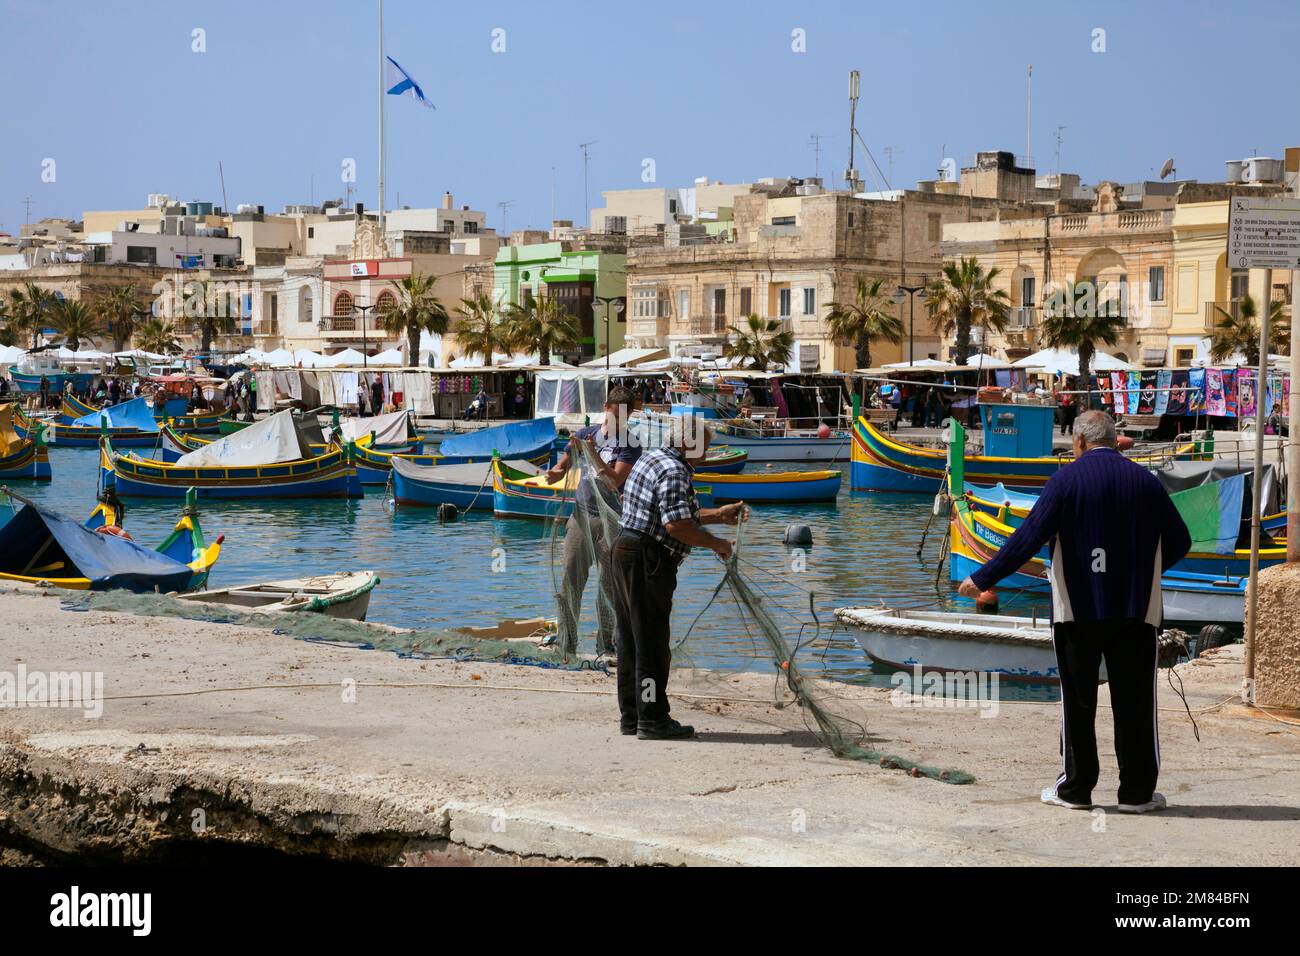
[1209,294,1289,366]
[502,294,580,366]
[924,257,1010,365]
[455,293,506,364]
[135,319,183,355]
[1039,281,1128,409]
[184,279,237,355]
[0,296,11,347]
[380,272,450,363]
[724,314,795,371]
[8,283,57,349]
[824,276,903,370]
[50,298,103,353]
[97,284,143,353]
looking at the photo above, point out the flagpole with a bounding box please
[377,0,386,254]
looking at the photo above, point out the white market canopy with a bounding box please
[368,348,405,366]
[1012,347,1135,376]
[0,345,27,365]
[324,347,368,366]
[581,347,668,369]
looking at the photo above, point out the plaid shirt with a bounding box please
[619,447,699,561]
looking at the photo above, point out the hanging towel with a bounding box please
[1154,370,1172,416]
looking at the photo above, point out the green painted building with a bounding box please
[493,242,626,363]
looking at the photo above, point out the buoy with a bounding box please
[976,589,1000,614]
[436,503,459,523]
[817,423,832,439]
[783,523,813,547]
[1116,435,1135,451]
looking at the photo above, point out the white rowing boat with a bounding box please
[834,606,1108,683]
[176,570,379,621]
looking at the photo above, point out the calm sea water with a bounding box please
[17,445,1052,689]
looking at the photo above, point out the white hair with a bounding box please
[1074,410,1118,448]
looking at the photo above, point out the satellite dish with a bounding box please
[1159,158,1176,180]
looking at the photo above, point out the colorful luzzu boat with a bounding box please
[851,402,1202,493]
[392,457,538,510]
[0,403,51,480]
[50,396,164,448]
[0,486,221,592]
[693,469,841,504]
[61,392,223,433]
[492,459,716,520]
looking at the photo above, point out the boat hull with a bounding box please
[175,572,378,621]
[712,430,850,463]
[0,441,51,480]
[103,442,363,500]
[61,393,223,433]
[694,469,841,503]
[492,460,715,519]
[393,472,493,510]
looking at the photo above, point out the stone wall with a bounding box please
[1253,562,1300,710]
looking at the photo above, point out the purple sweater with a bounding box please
[970,447,1192,625]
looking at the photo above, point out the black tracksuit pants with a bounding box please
[1052,620,1160,806]
[611,530,678,728]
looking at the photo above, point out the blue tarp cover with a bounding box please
[70,396,159,433]
[0,503,193,592]
[438,417,557,458]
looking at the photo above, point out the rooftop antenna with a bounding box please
[884,146,903,186]
[1159,158,1176,181]
[497,199,515,236]
[218,160,229,214]
[22,196,34,225]
[1026,64,1033,168]
[579,140,597,229]
[844,71,861,192]
[808,134,826,180]
[1053,126,1065,178]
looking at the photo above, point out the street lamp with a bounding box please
[893,282,926,365]
[352,302,381,369]
[594,295,625,371]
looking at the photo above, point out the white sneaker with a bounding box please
[1041,786,1093,810]
[1117,793,1167,814]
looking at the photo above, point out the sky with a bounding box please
[3,0,1298,237]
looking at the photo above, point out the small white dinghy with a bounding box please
[835,606,1100,683]
[176,571,379,621]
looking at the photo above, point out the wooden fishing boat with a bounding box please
[1160,571,1245,625]
[101,435,363,500]
[851,411,1201,494]
[50,396,164,448]
[174,571,379,621]
[492,459,715,520]
[0,404,51,480]
[61,393,223,433]
[711,423,850,463]
[834,606,1077,682]
[391,456,537,510]
[693,468,841,503]
[0,486,221,592]
[351,439,550,485]
[695,446,747,474]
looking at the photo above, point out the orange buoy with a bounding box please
[94,525,133,542]
[817,423,832,439]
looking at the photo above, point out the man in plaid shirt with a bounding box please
[612,417,746,740]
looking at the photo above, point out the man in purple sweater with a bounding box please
[959,410,1191,814]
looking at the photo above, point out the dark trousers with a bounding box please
[1052,620,1160,806]
[611,531,677,727]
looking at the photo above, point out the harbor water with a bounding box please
[17,444,1053,689]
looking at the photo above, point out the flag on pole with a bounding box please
[385,56,435,110]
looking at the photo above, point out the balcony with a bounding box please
[1007,306,1039,329]
[687,314,730,336]
[1204,300,1239,331]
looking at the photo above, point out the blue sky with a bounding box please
[3,0,1297,236]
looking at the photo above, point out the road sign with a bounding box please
[1227,196,1300,270]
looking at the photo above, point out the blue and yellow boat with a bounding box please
[492,459,716,520]
[694,468,840,503]
[0,486,221,592]
[51,396,164,448]
[61,392,224,434]
[0,403,51,481]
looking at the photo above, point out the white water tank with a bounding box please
[236,203,257,214]
[1243,157,1284,183]
[1224,160,1245,182]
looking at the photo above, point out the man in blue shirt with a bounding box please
[547,386,642,656]
[612,417,746,740]
[959,410,1191,814]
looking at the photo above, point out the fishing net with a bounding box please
[556,417,974,783]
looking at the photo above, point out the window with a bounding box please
[1230,269,1250,302]
[1148,266,1165,302]
[308,227,315,238]
[927,214,941,242]
[464,221,479,234]
[739,287,752,316]
[778,288,792,317]
[771,216,796,226]
[712,288,726,317]
[302,288,314,325]
[1174,347,1195,368]
[677,289,689,319]
[847,212,855,228]
[606,216,627,234]
[1021,276,1036,307]
[333,291,353,316]
[634,288,657,318]
[126,245,157,265]
[375,290,397,314]
[668,199,678,215]
[803,287,816,315]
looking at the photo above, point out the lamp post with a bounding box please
[593,295,624,372]
[352,302,380,369]
[893,282,925,365]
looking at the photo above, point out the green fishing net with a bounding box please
[557,427,974,784]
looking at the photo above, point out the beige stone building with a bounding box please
[624,178,1018,371]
